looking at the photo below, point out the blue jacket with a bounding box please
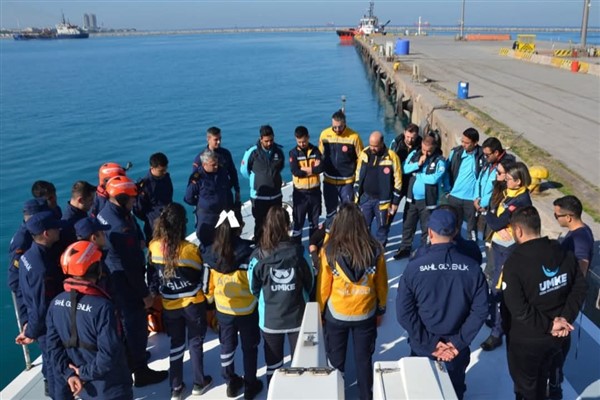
[240,142,285,200]
[404,149,446,208]
[475,152,515,209]
[193,145,240,195]
[397,243,488,355]
[184,166,233,216]
[447,146,486,201]
[19,242,65,339]
[62,202,88,244]
[97,202,148,300]
[46,279,133,399]
[133,171,173,241]
[8,223,33,324]
[90,190,109,218]
[412,235,483,265]
[248,241,313,333]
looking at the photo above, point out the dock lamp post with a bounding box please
[458,0,466,40]
[580,0,591,49]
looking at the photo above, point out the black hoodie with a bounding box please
[501,237,587,340]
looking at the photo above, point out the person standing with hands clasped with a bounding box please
[501,206,587,400]
[396,208,488,400]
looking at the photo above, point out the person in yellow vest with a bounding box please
[289,126,324,241]
[354,131,402,246]
[204,210,263,400]
[317,203,388,400]
[480,161,532,352]
[319,110,363,224]
[148,203,212,400]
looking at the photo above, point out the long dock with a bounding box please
[354,34,600,323]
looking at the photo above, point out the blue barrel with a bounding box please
[394,39,410,55]
[457,81,469,99]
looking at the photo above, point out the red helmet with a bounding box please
[98,162,126,186]
[105,175,138,198]
[60,241,102,277]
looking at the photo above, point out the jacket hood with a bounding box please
[512,237,567,267]
[331,244,381,283]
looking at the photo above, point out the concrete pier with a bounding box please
[354,34,600,323]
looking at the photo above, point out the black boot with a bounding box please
[134,366,168,387]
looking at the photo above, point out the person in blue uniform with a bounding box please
[148,203,212,400]
[62,181,96,245]
[16,211,69,398]
[90,163,126,217]
[46,241,133,400]
[192,126,241,208]
[133,152,173,244]
[32,180,63,219]
[396,208,488,400]
[240,125,285,243]
[248,206,313,386]
[96,175,168,387]
[204,210,263,400]
[393,135,446,259]
[185,149,233,249]
[8,199,50,329]
[446,128,486,242]
[289,125,323,241]
[354,131,403,246]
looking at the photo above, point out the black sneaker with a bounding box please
[393,248,411,260]
[134,366,169,387]
[171,383,185,400]
[244,379,264,400]
[480,335,503,351]
[226,375,244,398]
[547,383,563,400]
[192,375,213,396]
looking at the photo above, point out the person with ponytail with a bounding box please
[248,205,313,388]
[317,202,388,400]
[480,161,532,352]
[203,210,262,400]
[148,203,212,399]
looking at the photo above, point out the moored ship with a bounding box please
[336,1,390,43]
[56,13,89,39]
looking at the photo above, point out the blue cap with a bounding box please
[428,209,457,236]
[75,217,110,239]
[23,198,49,216]
[25,211,68,235]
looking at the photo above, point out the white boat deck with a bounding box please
[2,183,600,399]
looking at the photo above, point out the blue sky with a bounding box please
[1,1,598,30]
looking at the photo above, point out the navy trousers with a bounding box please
[113,293,148,373]
[262,331,300,384]
[489,242,514,338]
[217,310,260,384]
[399,199,431,251]
[163,301,207,389]
[410,347,470,400]
[359,194,392,245]
[448,195,477,241]
[291,188,321,240]
[325,318,377,400]
[323,183,354,223]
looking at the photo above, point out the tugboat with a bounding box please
[56,13,89,39]
[336,2,390,44]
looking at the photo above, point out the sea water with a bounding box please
[0,32,404,387]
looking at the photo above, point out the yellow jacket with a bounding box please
[207,268,257,316]
[319,126,364,185]
[148,240,206,311]
[317,247,388,322]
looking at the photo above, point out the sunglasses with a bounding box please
[554,213,573,220]
[332,125,345,132]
